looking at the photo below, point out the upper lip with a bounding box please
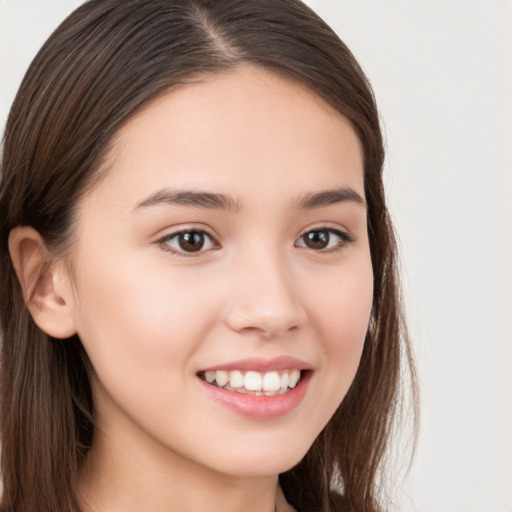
[199,356,312,373]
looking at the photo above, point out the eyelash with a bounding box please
[156,229,220,256]
[155,226,354,256]
[295,226,354,253]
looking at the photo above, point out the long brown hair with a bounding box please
[0,1,418,511]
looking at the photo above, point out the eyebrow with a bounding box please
[296,187,367,209]
[134,186,366,212]
[135,189,241,212]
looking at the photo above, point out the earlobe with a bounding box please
[8,226,77,339]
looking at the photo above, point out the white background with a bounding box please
[1,1,511,511]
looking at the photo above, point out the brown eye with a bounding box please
[296,228,352,251]
[303,230,330,250]
[178,232,205,252]
[161,230,217,254]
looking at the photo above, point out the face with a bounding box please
[67,66,373,479]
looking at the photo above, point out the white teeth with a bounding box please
[244,371,263,391]
[229,370,244,388]
[215,370,229,387]
[280,373,289,391]
[288,369,300,388]
[262,371,281,391]
[205,369,304,394]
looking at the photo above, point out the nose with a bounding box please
[223,250,308,339]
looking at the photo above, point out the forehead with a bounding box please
[90,66,365,209]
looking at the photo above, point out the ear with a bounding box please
[8,226,77,339]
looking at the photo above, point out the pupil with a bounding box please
[305,230,329,249]
[179,232,204,252]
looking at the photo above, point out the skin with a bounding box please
[10,66,373,512]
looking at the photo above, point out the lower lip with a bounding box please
[198,373,311,419]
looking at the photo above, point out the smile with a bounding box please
[199,369,302,396]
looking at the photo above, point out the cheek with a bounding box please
[306,253,373,407]
[313,253,373,348]
[71,252,218,385]
[71,254,227,445]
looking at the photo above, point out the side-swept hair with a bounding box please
[0,1,417,511]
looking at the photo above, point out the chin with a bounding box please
[204,435,314,479]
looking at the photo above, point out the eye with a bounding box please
[295,228,353,252]
[158,229,218,254]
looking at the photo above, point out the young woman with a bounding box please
[0,1,418,511]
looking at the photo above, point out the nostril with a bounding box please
[223,301,307,339]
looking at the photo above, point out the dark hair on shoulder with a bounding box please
[0,1,418,511]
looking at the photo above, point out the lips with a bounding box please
[197,357,312,418]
